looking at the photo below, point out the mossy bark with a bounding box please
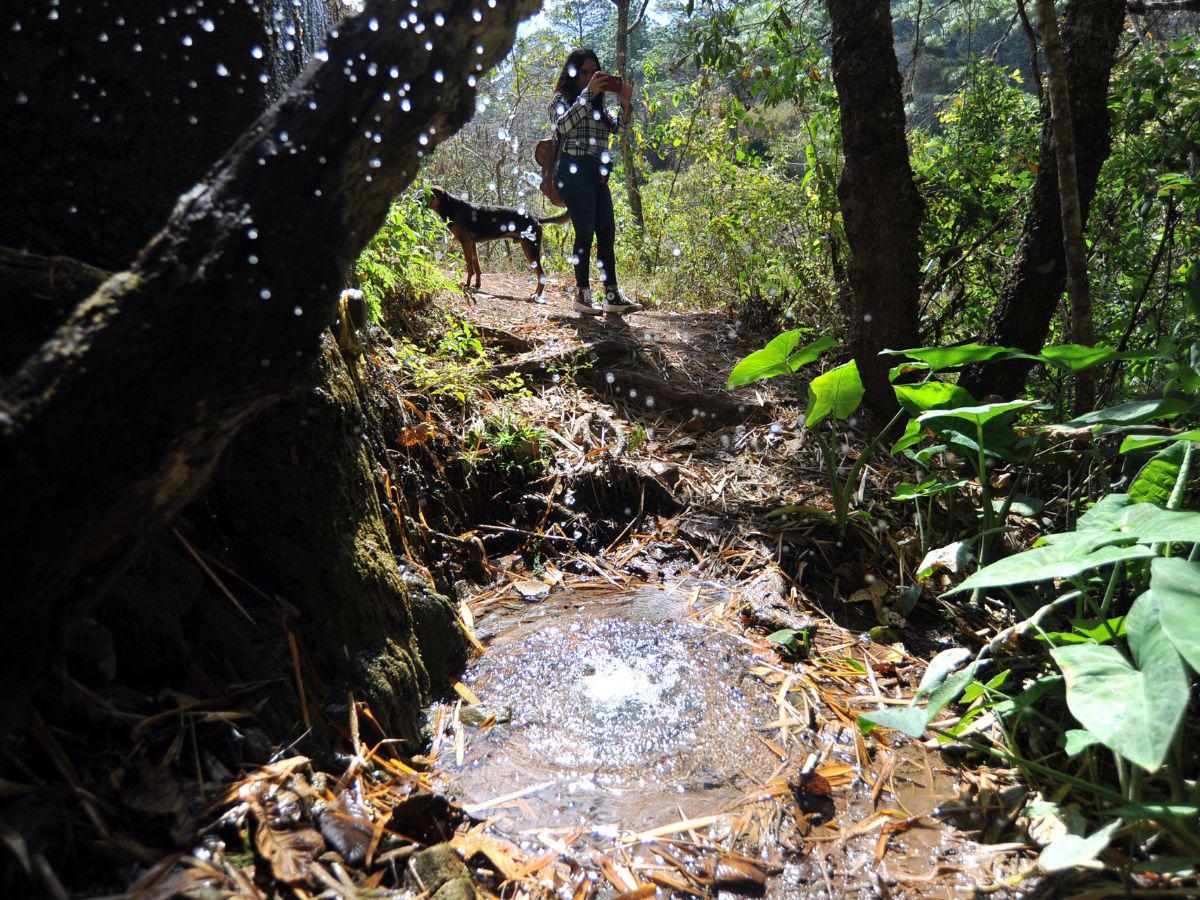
[100,335,468,745]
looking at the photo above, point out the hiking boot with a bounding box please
[601,287,642,314]
[573,288,602,316]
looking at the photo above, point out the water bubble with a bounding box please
[368,17,379,31]
[293,306,303,316]
[672,246,682,257]
[15,92,28,105]
[199,18,215,32]
[472,8,483,21]
[279,130,289,142]
[260,288,271,299]
[247,228,258,240]
[369,157,381,168]
[251,44,263,59]
[476,44,484,54]
[248,254,258,265]
[401,98,412,111]
[216,63,230,77]
[389,66,399,79]
[418,132,429,145]
[434,70,444,83]
[181,34,193,46]
[434,12,445,25]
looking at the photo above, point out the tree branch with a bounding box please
[1127,0,1199,12]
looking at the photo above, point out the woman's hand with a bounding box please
[586,71,608,96]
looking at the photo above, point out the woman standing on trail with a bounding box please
[548,48,642,317]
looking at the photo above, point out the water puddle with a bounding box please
[429,578,1014,895]
[437,582,784,833]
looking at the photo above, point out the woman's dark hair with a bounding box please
[553,48,600,102]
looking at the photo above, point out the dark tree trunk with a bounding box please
[1037,0,1097,412]
[961,0,1125,400]
[0,0,540,734]
[826,0,924,417]
[613,0,646,237]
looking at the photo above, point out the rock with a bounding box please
[408,844,471,894]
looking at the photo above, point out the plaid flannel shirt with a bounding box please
[548,89,630,158]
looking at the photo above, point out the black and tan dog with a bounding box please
[427,186,570,298]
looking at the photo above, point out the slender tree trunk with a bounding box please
[613,0,646,238]
[961,0,1124,400]
[1037,0,1097,412]
[0,0,540,734]
[826,0,924,417]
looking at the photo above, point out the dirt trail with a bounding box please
[421,274,1029,896]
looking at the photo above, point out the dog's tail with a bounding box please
[538,211,572,226]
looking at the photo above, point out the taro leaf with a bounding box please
[917,400,1038,429]
[1115,504,1200,544]
[1148,557,1200,673]
[917,401,1037,459]
[893,381,976,415]
[859,649,975,737]
[945,538,1154,595]
[913,647,972,700]
[1129,440,1188,505]
[1052,585,1189,771]
[891,417,926,455]
[255,821,325,887]
[1062,729,1102,757]
[1119,429,1200,453]
[726,331,835,389]
[1038,819,1122,873]
[881,343,1036,370]
[1075,493,1133,532]
[1040,344,1121,372]
[805,360,864,427]
[1065,398,1190,428]
[1038,617,1127,645]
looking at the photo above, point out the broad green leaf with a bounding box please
[882,344,1036,370]
[917,400,1038,429]
[893,381,975,414]
[1062,729,1102,757]
[914,648,972,700]
[1065,398,1191,427]
[1040,344,1119,372]
[1115,504,1200,544]
[805,360,864,427]
[726,332,835,389]
[1119,429,1200,453]
[857,705,932,738]
[859,650,975,737]
[1053,585,1189,771]
[946,540,1154,594]
[1039,618,1127,646]
[1129,441,1188,505]
[1038,820,1122,873]
[890,417,925,455]
[1075,493,1133,531]
[1148,557,1200,673]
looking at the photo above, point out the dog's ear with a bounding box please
[426,185,446,212]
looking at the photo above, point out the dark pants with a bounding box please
[556,153,618,293]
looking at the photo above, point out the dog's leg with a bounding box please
[520,234,545,299]
[471,241,482,291]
